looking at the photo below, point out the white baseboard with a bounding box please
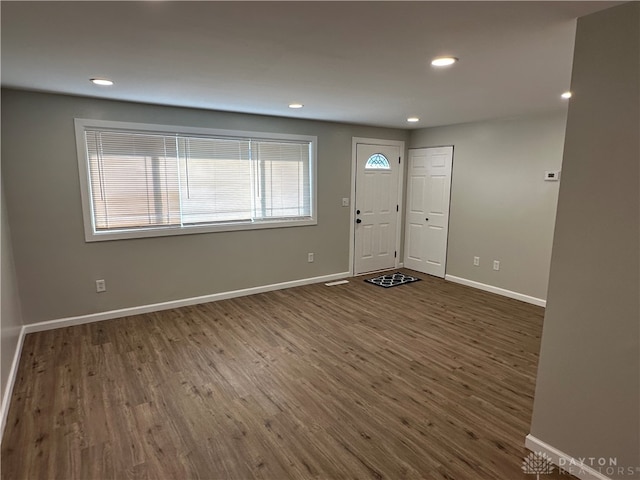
[2,271,350,440]
[22,271,351,334]
[444,275,546,307]
[525,434,613,480]
[1,326,26,441]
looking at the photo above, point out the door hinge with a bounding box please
[394,251,397,258]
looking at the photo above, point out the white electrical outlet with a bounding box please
[544,170,561,181]
[493,260,500,271]
[96,279,106,292]
[342,198,350,207]
[308,252,314,263]
[473,256,480,266]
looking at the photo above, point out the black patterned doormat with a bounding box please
[365,272,421,288]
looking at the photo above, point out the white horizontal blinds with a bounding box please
[81,124,313,235]
[178,136,252,224]
[254,140,311,219]
[85,130,180,230]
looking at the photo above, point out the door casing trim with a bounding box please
[350,137,406,276]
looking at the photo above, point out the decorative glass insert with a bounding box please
[365,153,391,170]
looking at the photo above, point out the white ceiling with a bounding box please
[1,1,619,129]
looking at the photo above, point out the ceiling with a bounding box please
[0,1,619,129]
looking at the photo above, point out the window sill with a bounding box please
[85,217,318,242]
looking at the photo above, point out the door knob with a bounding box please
[356,209,361,214]
[356,219,362,224]
[425,218,429,221]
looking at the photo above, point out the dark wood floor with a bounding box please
[1,271,573,479]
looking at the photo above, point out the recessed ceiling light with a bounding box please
[431,56,458,67]
[90,78,114,86]
[407,117,420,123]
[561,91,572,99]
[288,103,303,109]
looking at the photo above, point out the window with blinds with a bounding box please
[75,119,316,241]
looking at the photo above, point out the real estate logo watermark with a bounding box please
[523,452,640,478]
[522,452,555,479]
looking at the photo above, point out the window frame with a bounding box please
[75,118,317,242]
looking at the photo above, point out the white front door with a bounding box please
[404,146,453,278]
[354,143,400,275]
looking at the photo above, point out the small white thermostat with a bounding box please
[544,171,561,181]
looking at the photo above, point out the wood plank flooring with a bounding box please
[1,271,573,479]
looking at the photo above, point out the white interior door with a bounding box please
[404,146,453,278]
[354,143,400,275]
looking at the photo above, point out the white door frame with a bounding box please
[350,137,405,276]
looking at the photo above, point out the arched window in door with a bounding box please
[365,153,391,170]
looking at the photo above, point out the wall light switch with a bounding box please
[96,279,106,292]
[493,260,500,271]
[342,198,350,207]
[473,256,480,266]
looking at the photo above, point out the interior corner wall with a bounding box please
[1,89,408,324]
[408,110,568,301]
[1,178,24,397]
[529,3,640,478]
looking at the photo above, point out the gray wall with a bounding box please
[409,110,567,300]
[1,179,24,399]
[530,3,639,477]
[1,89,408,324]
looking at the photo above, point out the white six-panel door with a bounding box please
[404,146,453,278]
[354,143,400,275]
